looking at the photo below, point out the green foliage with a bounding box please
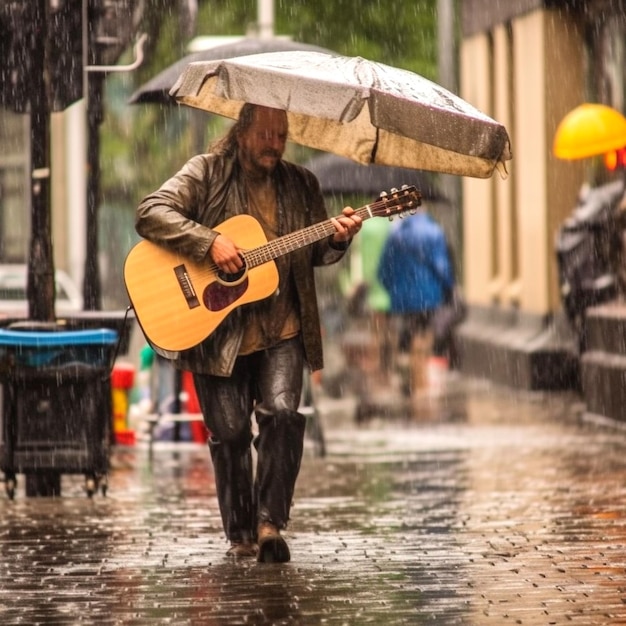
[100,100,195,206]
[194,0,257,36]
[100,0,441,210]
[276,0,438,78]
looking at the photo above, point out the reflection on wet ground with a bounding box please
[1,377,626,624]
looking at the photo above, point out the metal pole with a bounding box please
[437,0,462,274]
[84,68,103,310]
[27,0,55,322]
[437,0,455,93]
[81,0,146,309]
[257,0,274,39]
[82,0,102,310]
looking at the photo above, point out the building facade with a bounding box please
[457,0,626,409]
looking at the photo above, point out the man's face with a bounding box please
[237,106,288,176]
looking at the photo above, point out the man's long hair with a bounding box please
[209,103,258,156]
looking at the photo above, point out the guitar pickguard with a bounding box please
[203,278,249,311]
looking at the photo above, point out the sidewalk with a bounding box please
[1,374,626,625]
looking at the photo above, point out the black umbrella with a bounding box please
[129,37,333,105]
[303,153,444,201]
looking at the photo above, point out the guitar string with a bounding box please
[243,191,418,268]
[203,189,419,273]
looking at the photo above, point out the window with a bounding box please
[0,107,29,262]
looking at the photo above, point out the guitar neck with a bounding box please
[244,204,375,269]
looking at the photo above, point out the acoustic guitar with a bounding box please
[124,186,421,352]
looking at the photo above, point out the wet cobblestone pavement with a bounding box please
[2,376,626,624]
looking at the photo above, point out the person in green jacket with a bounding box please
[359,218,394,379]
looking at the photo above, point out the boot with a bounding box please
[226,540,258,558]
[257,522,290,563]
[208,436,256,547]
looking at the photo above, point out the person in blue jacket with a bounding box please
[377,207,454,394]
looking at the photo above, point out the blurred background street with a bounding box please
[3,2,626,624]
[1,373,626,625]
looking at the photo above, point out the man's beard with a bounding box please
[253,150,281,175]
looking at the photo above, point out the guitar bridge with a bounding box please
[174,264,200,309]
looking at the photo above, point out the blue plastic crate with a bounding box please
[0,328,118,368]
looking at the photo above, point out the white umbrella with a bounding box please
[171,50,512,179]
[128,38,334,105]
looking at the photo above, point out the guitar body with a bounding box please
[124,214,279,352]
[125,186,421,352]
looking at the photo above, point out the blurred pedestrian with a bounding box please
[431,242,466,368]
[342,217,394,380]
[378,207,453,395]
[135,104,362,563]
[359,218,394,379]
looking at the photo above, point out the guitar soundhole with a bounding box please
[216,266,246,284]
[203,278,249,312]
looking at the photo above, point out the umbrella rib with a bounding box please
[370,127,380,163]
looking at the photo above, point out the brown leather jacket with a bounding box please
[135,151,348,376]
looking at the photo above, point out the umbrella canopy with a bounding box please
[128,38,333,105]
[553,103,626,160]
[303,153,444,201]
[170,51,512,179]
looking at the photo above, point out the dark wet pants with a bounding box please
[193,337,306,543]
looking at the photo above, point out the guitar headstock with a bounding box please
[373,185,422,220]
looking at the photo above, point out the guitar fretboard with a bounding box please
[203,187,420,274]
[243,193,418,269]
[244,205,367,268]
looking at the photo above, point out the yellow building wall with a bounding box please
[493,23,516,304]
[51,112,69,272]
[512,11,549,313]
[461,7,585,315]
[50,101,87,287]
[460,34,495,305]
[543,10,586,309]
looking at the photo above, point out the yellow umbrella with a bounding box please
[553,103,626,160]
